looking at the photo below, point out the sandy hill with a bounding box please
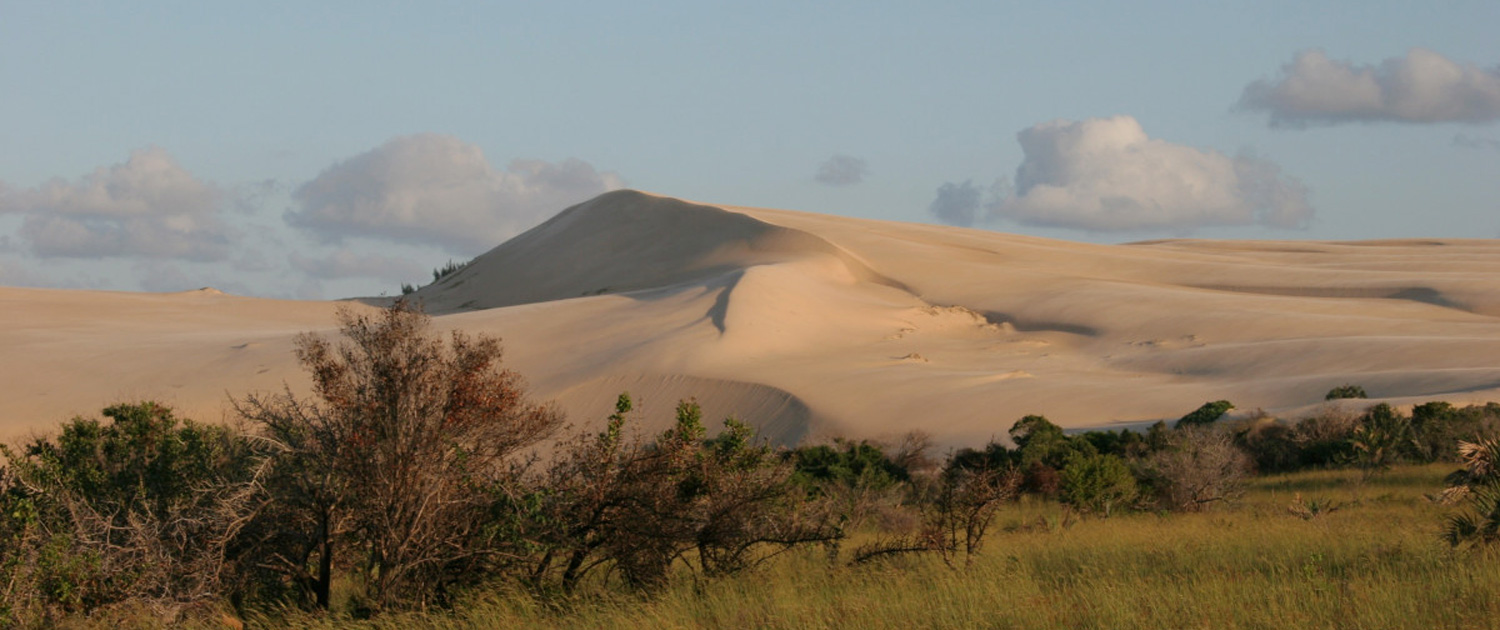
[5,190,1500,447]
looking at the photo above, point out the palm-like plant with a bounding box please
[1440,437,1500,503]
[1444,483,1500,547]
[1442,437,1500,547]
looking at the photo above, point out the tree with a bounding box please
[234,301,562,610]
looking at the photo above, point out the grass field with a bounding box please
[155,463,1490,630]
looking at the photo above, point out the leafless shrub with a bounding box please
[853,465,1021,569]
[1140,426,1251,512]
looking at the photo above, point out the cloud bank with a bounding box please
[931,116,1312,232]
[0,147,231,260]
[286,134,625,254]
[1238,48,1500,127]
[815,154,868,186]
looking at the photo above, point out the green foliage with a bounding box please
[1325,384,1368,400]
[431,259,468,283]
[1444,483,1500,547]
[1058,452,1137,517]
[1350,403,1414,477]
[9,403,252,515]
[787,440,908,492]
[1410,401,1500,462]
[0,402,260,623]
[1177,400,1234,428]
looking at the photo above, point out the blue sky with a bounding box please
[2,1,1497,298]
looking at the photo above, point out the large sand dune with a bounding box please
[5,190,1500,447]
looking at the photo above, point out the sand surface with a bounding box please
[5,190,1500,448]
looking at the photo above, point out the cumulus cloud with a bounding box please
[815,154,869,186]
[0,147,231,260]
[1238,48,1500,127]
[931,116,1312,232]
[285,134,625,254]
[288,249,425,283]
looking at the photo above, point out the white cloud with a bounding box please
[285,134,625,254]
[815,154,869,186]
[933,116,1312,232]
[288,249,425,283]
[1239,48,1500,127]
[0,147,231,260]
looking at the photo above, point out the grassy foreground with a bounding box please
[177,463,1494,630]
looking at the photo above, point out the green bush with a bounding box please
[1325,384,1368,400]
[1058,452,1137,517]
[787,439,909,492]
[0,402,260,623]
[1177,400,1234,428]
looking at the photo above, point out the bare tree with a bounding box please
[234,301,561,610]
[1141,426,1250,512]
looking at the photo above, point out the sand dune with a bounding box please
[5,189,1500,448]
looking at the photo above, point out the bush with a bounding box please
[0,402,260,623]
[1177,400,1234,428]
[234,301,562,610]
[1235,418,1303,473]
[533,395,842,592]
[1350,403,1413,478]
[1325,384,1368,400]
[1140,427,1250,511]
[788,439,909,492]
[1058,452,1136,517]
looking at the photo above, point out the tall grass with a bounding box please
[62,464,1499,629]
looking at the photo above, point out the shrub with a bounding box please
[533,395,842,593]
[1140,426,1250,511]
[854,462,1021,569]
[1350,403,1414,478]
[0,403,260,623]
[1058,452,1136,517]
[1177,400,1234,428]
[788,439,909,492]
[234,301,562,610]
[1325,384,1368,400]
[1291,405,1361,468]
